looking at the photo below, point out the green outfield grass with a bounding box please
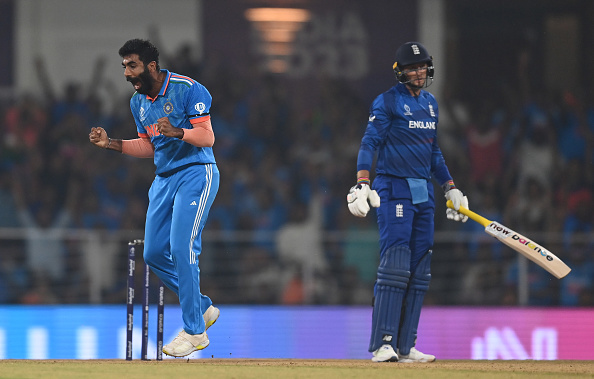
[0,359,593,379]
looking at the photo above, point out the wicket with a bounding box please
[126,239,165,361]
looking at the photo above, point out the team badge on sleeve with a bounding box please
[195,102,206,114]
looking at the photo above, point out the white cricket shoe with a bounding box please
[162,330,209,357]
[371,344,398,362]
[204,305,220,330]
[397,347,436,363]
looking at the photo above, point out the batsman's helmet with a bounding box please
[393,42,434,88]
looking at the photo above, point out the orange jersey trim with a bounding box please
[190,115,211,124]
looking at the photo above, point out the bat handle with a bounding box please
[446,200,492,227]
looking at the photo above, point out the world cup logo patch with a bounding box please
[195,102,206,114]
[163,102,174,114]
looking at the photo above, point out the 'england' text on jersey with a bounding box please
[408,121,436,129]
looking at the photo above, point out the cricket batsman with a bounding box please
[347,41,469,362]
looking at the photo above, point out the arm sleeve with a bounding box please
[430,135,453,186]
[122,137,155,158]
[357,94,390,171]
[182,116,215,147]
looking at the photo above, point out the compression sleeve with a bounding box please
[357,94,390,172]
[121,137,155,158]
[182,117,215,147]
[430,136,453,186]
[357,148,374,171]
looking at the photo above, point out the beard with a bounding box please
[128,68,155,95]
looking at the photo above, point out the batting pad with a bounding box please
[369,245,411,352]
[397,250,432,355]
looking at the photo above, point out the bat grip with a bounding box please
[446,200,492,227]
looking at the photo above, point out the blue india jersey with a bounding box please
[129,69,216,175]
[357,83,452,185]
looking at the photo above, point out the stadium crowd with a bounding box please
[0,50,592,307]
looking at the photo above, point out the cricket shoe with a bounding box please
[371,344,398,362]
[162,330,209,357]
[397,347,436,363]
[204,305,220,330]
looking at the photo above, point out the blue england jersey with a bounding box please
[130,70,216,175]
[357,83,451,185]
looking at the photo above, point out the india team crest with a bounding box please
[163,102,174,114]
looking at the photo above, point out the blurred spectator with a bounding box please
[3,93,48,153]
[504,176,553,233]
[465,103,504,186]
[11,175,78,284]
[552,90,592,162]
[558,237,594,307]
[562,188,593,250]
[276,195,327,302]
[0,170,19,227]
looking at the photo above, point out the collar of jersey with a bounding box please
[396,82,424,98]
[146,69,172,102]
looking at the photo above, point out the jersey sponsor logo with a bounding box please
[408,121,436,129]
[163,102,173,114]
[139,107,147,122]
[403,104,413,116]
[194,102,206,114]
[429,103,435,117]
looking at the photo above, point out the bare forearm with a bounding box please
[105,137,122,152]
[121,138,155,158]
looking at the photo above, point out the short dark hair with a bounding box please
[119,39,160,70]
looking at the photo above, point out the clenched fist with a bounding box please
[157,117,184,139]
[89,127,109,148]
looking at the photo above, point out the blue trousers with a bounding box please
[369,175,434,353]
[143,163,219,335]
[373,175,434,269]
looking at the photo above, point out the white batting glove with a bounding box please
[445,188,469,223]
[347,184,381,217]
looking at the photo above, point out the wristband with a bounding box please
[106,138,112,149]
[441,180,456,192]
[357,177,370,186]
[178,128,185,139]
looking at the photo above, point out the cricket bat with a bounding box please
[446,200,571,279]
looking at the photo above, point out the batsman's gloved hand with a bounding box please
[445,188,469,223]
[347,183,380,217]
